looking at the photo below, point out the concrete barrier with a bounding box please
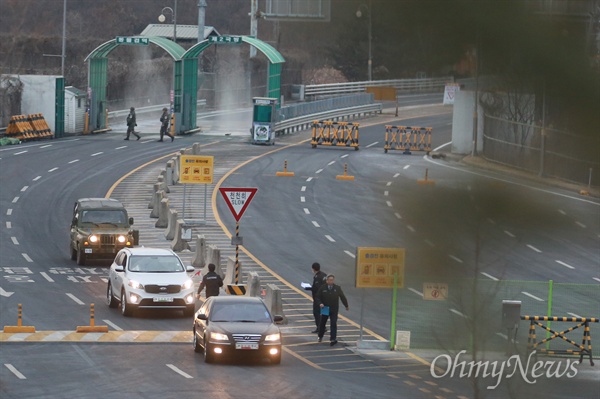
[171,156,180,184]
[191,234,206,268]
[265,284,287,324]
[165,160,174,185]
[223,255,242,285]
[205,245,223,277]
[158,172,170,193]
[192,142,202,155]
[246,271,260,297]
[164,209,178,240]
[155,197,170,228]
[150,190,165,218]
[170,219,190,252]
[148,183,161,209]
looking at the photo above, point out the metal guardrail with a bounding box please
[107,100,207,119]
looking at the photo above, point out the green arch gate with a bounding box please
[85,35,284,134]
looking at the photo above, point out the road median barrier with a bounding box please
[76,304,108,333]
[164,209,178,240]
[224,255,241,285]
[264,284,287,324]
[170,219,191,252]
[3,304,36,333]
[150,190,165,218]
[311,120,359,150]
[384,125,432,154]
[246,271,261,297]
[155,198,170,228]
[191,234,206,268]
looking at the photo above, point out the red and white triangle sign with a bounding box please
[219,187,258,222]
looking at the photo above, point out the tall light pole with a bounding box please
[198,0,207,43]
[61,0,66,76]
[158,1,177,42]
[356,0,372,81]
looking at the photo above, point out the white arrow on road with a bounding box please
[0,287,15,297]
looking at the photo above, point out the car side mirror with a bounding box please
[186,265,195,273]
[197,314,208,321]
[114,265,124,273]
[273,315,284,323]
[129,217,134,225]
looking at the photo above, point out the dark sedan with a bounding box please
[193,296,283,364]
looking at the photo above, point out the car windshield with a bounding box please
[210,302,272,323]
[81,210,127,225]
[128,255,184,273]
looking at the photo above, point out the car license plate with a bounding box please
[235,343,258,350]
[85,248,93,254]
[153,297,173,302]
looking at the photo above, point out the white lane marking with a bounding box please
[12,197,19,203]
[344,250,355,258]
[386,182,392,186]
[300,196,306,203]
[325,235,335,242]
[558,209,566,215]
[40,272,54,282]
[68,159,79,164]
[303,208,310,214]
[449,255,463,263]
[0,287,14,297]
[21,253,33,262]
[6,221,11,229]
[20,186,28,192]
[394,213,402,219]
[480,272,499,281]
[306,177,313,182]
[386,201,392,207]
[341,154,349,159]
[39,145,52,149]
[594,277,600,283]
[301,186,306,192]
[450,309,467,318]
[66,293,85,305]
[365,141,378,148]
[403,165,410,170]
[504,230,516,238]
[406,225,415,233]
[327,161,335,166]
[384,191,389,196]
[555,260,575,270]
[14,151,28,155]
[103,320,123,331]
[166,364,193,379]
[526,244,542,253]
[115,146,127,150]
[568,312,583,319]
[393,173,400,178]
[7,209,12,216]
[11,237,19,245]
[409,288,424,297]
[316,169,323,174]
[575,221,586,228]
[312,221,320,228]
[521,291,544,302]
[33,176,41,181]
[424,240,435,247]
[91,152,103,157]
[5,364,26,379]
[48,167,58,172]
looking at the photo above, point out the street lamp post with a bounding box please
[356,0,372,81]
[158,1,177,42]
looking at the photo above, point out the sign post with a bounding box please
[219,188,258,284]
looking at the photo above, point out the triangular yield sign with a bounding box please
[219,187,258,222]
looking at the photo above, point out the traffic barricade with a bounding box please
[521,315,598,365]
[28,113,53,138]
[384,125,432,154]
[311,120,359,150]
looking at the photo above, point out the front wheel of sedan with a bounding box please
[107,283,118,308]
[120,290,133,317]
[203,337,214,363]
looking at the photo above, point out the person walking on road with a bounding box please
[197,263,223,299]
[125,107,140,140]
[304,262,327,333]
[158,107,174,142]
[317,274,349,346]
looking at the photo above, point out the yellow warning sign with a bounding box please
[355,247,405,288]
[180,155,214,184]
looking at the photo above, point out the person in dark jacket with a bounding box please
[197,263,223,298]
[317,274,349,346]
[304,262,327,333]
[125,107,140,140]
[158,107,174,142]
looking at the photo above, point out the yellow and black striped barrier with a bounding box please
[5,114,54,141]
[311,120,359,150]
[3,303,35,333]
[76,303,108,333]
[384,125,432,154]
[521,315,598,365]
[226,284,247,295]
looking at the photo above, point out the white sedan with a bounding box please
[107,247,196,317]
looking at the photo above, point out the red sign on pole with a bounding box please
[219,188,258,222]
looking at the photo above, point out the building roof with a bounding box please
[66,86,86,97]
[140,24,220,40]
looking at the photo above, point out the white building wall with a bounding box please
[14,75,60,133]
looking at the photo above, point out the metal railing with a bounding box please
[107,100,207,119]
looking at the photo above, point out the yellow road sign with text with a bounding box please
[355,247,405,288]
[180,155,214,184]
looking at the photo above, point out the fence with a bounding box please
[482,114,600,188]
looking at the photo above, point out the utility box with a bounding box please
[250,97,277,145]
[502,300,521,329]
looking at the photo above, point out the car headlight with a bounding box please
[117,235,126,243]
[182,279,193,290]
[210,332,229,341]
[264,333,281,342]
[128,280,144,289]
[88,235,98,243]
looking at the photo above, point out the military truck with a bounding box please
[69,198,138,265]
